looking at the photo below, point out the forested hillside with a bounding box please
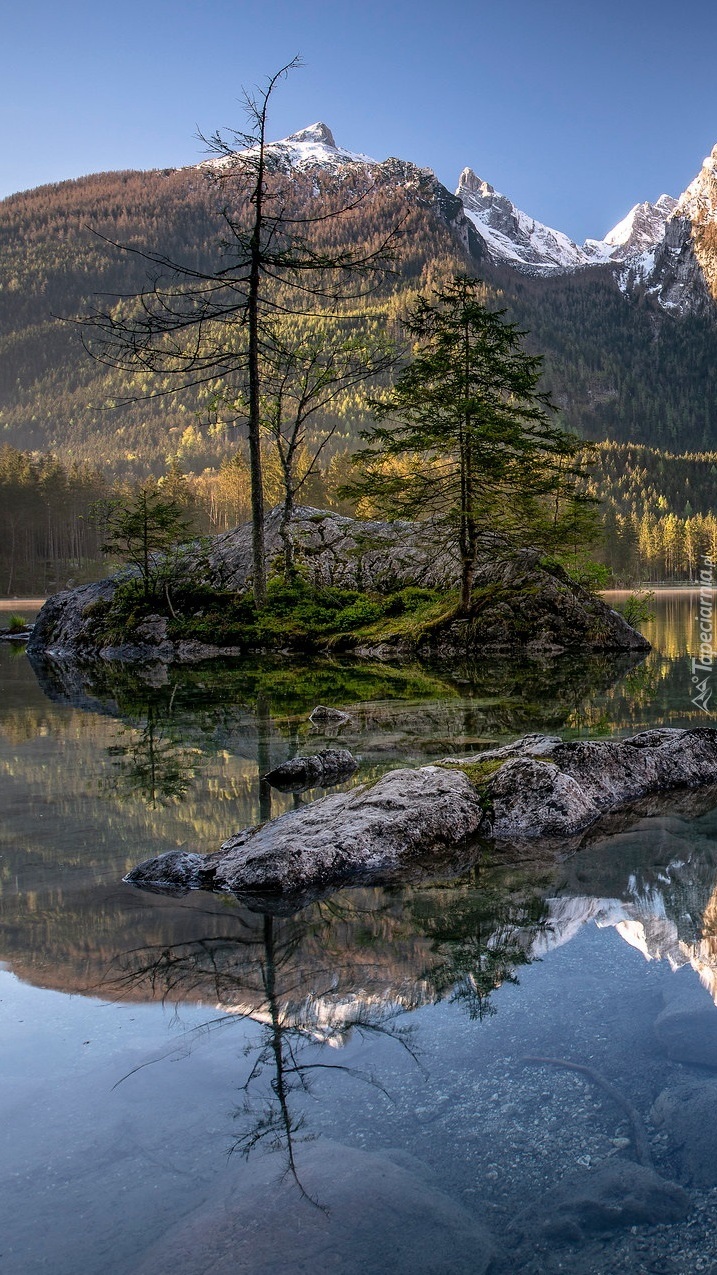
[3,160,717,479]
[491,268,717,452]
[0,163,466,476]
[3,439,717,595]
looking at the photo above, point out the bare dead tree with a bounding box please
[77,59,402,604]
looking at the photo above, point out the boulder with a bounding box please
[410,548,650,660]
[127,764,485,901]
[653,972,717,1067]
[265,748,357,792]
[651,1081,717,1187]
[309,704,352,726]
[125,728,717,905]
[471,727,717,841]
[132,1139,495,1275]
[512,1160,690,1244]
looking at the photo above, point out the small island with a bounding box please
[27,505,649,667]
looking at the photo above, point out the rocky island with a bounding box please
[28,507,649,666]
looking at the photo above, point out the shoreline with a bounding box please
[0,598,47,609]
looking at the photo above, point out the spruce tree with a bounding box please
[346,276,592,609]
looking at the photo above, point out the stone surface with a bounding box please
[124,850,212,894]
[265,747,357,792]
[651,1081,717,1187]
[409,549,650,660]
[653,972,717,1067]
[475,727,717,840]
[512,1160,690,1243]
[309,704,352,725]
[126,763,485,901]
[126,728,717,903]
[132,1139,495,1275]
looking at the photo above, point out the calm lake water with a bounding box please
[3,590,717,1273]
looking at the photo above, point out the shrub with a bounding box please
[616,590,655,629]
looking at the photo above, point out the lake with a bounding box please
[3,589,717,1273]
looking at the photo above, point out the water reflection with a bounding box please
[6,593,717,1271]
[1,600,715,1000]
[106,706,200,806]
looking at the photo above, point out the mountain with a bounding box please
[451,140,717,321]
[204,120,377,175]
[584,194,677,261]
[2,123,717,475]
[635,144,717,315]
[456,166,590,270]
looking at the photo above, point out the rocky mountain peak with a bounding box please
[457,167,494,198]
[285,122,337,148]
[634,144,717,316]
[675,143,717,221]
[585,194,679,262]
[456,166,589,271]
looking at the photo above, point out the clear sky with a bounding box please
[2,0,717,243]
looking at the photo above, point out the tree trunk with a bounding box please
[246,130,267,607]
[248,270,266,605]
[280,486,295,580]
[460,555,475,611]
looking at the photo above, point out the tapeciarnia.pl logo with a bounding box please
[691,556,715,714]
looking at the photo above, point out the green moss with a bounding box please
[439,756,505,787]
[437,754,511,818]
[93,572,454,654]
[348,591,459,644]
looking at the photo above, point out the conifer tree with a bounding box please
[102,483,192,600]
[346,276,592,609]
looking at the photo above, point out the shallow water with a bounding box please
[3,591,717,1273]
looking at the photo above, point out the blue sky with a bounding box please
[3,0,717,242]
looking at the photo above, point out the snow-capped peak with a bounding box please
[200,121,376,177]
[456,166,590,271]
[584,194,678,262]
[270,122,377,171]
[285,122,338,148]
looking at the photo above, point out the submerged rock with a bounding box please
[512,1160,690,1244]
[653,971,717,1067]
[125,728,717,905]
[651,1080,717,1187]
[132,1139,495,1275]
[265,747,357,792]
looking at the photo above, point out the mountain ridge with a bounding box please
[238,121,717,314]
[2,123,717,474]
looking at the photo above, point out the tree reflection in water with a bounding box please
[110,903,422,1207]
[108,868,553,1203]
[411,869,553,1019]
[106,704,199,806]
